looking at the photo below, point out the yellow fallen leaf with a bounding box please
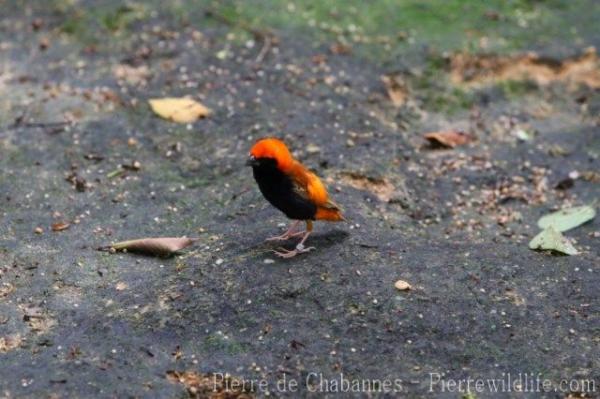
[148,98,211,123]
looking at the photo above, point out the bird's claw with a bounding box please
[273,243,315,258]
[265,235,289,241]
[265,231,305,242]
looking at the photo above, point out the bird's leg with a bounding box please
[274,221,316,258]
[265,220,301,241]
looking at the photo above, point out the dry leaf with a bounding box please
[537,205,596,232]
[330,42,351,55]
[148,98,211,123]
[381,74,408,107]
[339,172,395,202]
[0,335,22,353]
[104,237,198,257]
[424,130,474,148]
[450,47,600,89]
[581,171,600,182]
[51,222,70,232]
[529,226,578,255]
[166,370,253,398]
[0,283,15,298]
[394,280,412,291]
[113,64,151,85]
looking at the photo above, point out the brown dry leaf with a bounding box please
[148,98,211,123]
[0,334,22,353]
[339,172,395,202]
[330,42,351,55]
[424,130,474,148]
[51,222,70,232]
[0,283,15,298]
[113,64,151,86]
[450,47,600,88]
[504,288,525,306]
[381,74,408,107]
[106,237,198,257]
[581,171,600,183]
[394,280,412,291]
[166,370,254,398]
[21,306,56,333]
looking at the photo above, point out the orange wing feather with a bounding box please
[289,161,345,221]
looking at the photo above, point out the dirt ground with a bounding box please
[1,1,599,398]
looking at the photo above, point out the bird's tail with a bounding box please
[315,203,346,222]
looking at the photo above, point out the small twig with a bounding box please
[3,120,72,134]
[17,121,71,128]
[255,35,272,63]
[357,243,379,249]
[205,8,277,63]
[230,187,251,201]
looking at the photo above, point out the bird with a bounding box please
[246,137,345,258]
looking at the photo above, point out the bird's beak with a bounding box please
[246,155,259,167]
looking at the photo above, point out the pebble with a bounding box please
[394,280,412,291]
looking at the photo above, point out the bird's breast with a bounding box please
[252,165,317,220]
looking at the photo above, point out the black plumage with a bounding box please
[251,158,317,220]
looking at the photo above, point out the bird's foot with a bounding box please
[273,243,315,258]
[265,234,289,241]
[265,230,305,241]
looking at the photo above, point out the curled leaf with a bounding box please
[148,97,211,123]
[102,237,198,257]
[424,130,474,148]
[166,370,251,397]
[51,222,70,232]
[537,205,596,232]
[529,226,578,255]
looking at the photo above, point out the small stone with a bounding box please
[115,282,128,291]
[34,227,43,234]
[306,144,321,154]
[514,129,531,141]
[394,280,412,291]
[568,170,580,180]
[264,259,275,264]
[39,37,49,50]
